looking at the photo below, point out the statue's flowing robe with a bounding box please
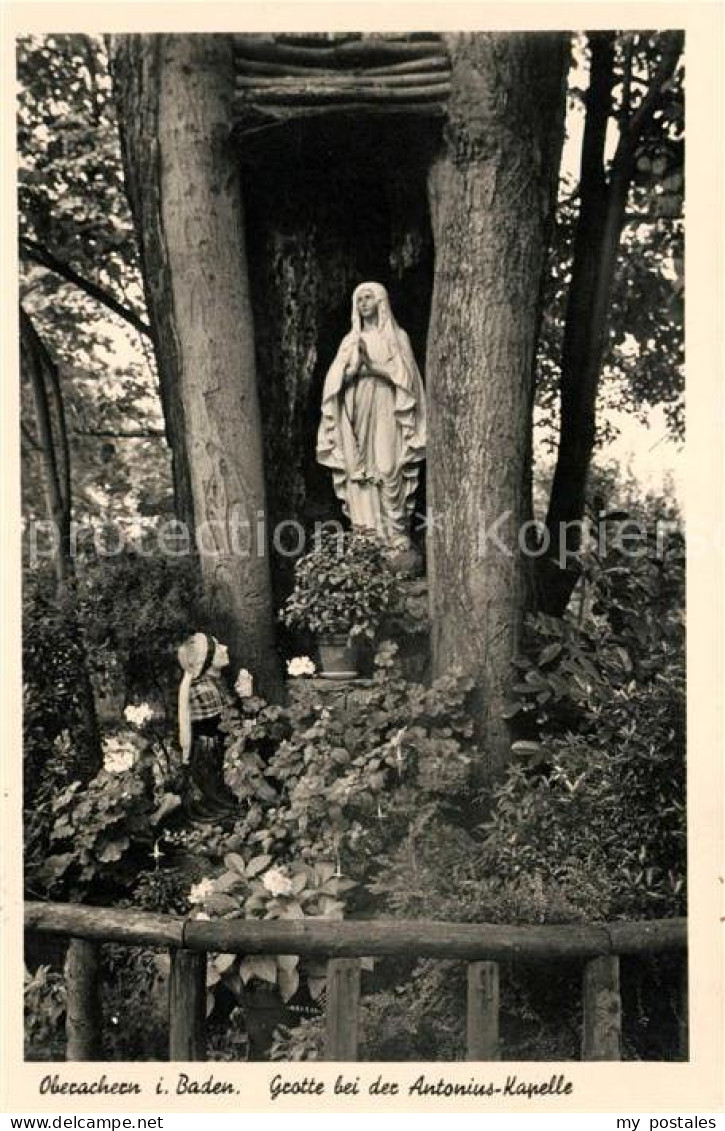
[317,290,426,548]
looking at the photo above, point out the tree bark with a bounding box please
[426,33,568,778]
[108,36,194,530]
[21,307,71,584]
[110,35,282,698]
[21,307,103,779]
[539,31,683,615]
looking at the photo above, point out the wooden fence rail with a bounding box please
[25,902,687,1063]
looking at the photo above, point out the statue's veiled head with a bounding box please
[351,281,393,333]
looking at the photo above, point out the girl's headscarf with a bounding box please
[177,633,216,753]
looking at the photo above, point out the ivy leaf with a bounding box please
[224,852,247,876]
[95,834,129,863]
[539,642,563,665]
[205,893,240,916]
[240,955,277,985]
[278,965,300,1003]
[291,872,308,895]
[307,975,327,1001]
[245,854,272,878]
[214,953,237,975]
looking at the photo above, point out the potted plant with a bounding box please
[279,529,398,678]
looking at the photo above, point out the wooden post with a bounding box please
[65,938,102,1060]
[325,958,361,1060]
[678,954,689,1060]
[169,949,207,1061]
[582,955,622,1060]
[466,961,500,1060]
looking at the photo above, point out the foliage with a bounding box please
[269,1016,325,1061]
[130,866,194,916]
[32,753,159,898]
[536,32,684,449]
[24,733,84,894]
[24,965,67,1060]
[18,35,171,527]
[100,946,169,1061]
[193,859,355,1006]
[279,529,399,641]
[221,641,476,866]
[487,513,685,920]
[76,548,203,700]
[207,1008,251,1062]
[23,569,97,794]
[23,551,199,888]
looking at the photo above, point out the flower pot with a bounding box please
[318,634,358,679]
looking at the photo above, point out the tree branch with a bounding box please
[71,427,165,438]
[19,236,152,338]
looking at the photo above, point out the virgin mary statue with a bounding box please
[316,282,426,550]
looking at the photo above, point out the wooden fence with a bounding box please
[25,902,688,1062]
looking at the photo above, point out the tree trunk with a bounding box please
[21,308,71,585]
[539,31,683,615]
[538,33,617,614]
[426,33,568,779]
[108,37,194,530]
[21,307,103,780]
[110,35,282,698]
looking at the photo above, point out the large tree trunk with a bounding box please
[110,35,282,699]
[108,36,194,530]
[426,33,568,779]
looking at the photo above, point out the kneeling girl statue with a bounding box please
[317,281,426,551]
[177,632,238,823]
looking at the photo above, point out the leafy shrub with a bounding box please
[76,549,203,702]
[269,1016,325,1061]
[192,858,355,1007]
[24,965,66,1061]
[491,522,685,920]
[32,753,159,899]
[23,570,99,794]
[222,642,477,867]
[279,529,399,640]
[131,866,194,915]
[100,946,169,1061]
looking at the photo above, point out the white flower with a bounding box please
[102,736,137,774]
[103,750,136,774]
[287,655,316,678]
[188,878,216,905]
[235,668,254,698]
[261,867,294,897]
[123,702,154,727]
